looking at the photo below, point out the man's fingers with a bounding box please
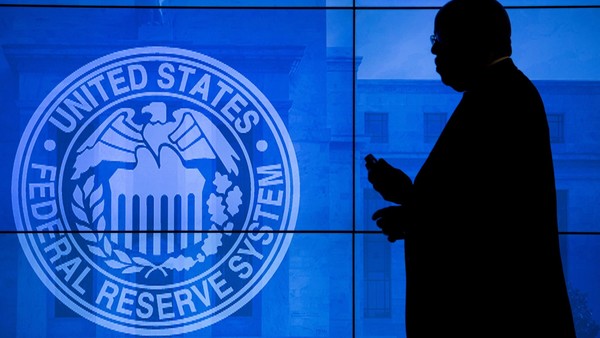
[371,206,389,220]
[382,226,406,242]
[368,161,388,179]
[371,206,398,221]
[371,206,409,242]
[378,158,391,167]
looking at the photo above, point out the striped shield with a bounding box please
[107,148,206,256]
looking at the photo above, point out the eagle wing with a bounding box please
[71,108,145,180]
[169,108,240,175]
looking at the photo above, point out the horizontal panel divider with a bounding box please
[1,229,382,234]
[1,230,598,234]
[1,4,599,10]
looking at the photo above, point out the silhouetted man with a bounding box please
[366,0,577,337]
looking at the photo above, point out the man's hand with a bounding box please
[366,155,413,205]
[372,206,412,242]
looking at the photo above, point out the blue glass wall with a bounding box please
[0,1,598,337]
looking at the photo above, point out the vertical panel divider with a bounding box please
[352,1,357,337]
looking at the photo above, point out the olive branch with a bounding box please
[198,172,243,260]
[72,175,166,278]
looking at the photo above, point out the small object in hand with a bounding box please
[365,154,378,171]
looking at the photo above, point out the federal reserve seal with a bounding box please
[12,46,300,335]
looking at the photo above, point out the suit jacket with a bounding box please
[406,59,576,337]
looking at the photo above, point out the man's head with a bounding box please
[432,0,512,91]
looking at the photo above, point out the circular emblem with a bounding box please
[12,47,300,335]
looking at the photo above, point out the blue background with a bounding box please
[0,1,599,337]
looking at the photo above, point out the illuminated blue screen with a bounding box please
[0,2,599,338]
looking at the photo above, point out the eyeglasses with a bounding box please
[430,34,442,46]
